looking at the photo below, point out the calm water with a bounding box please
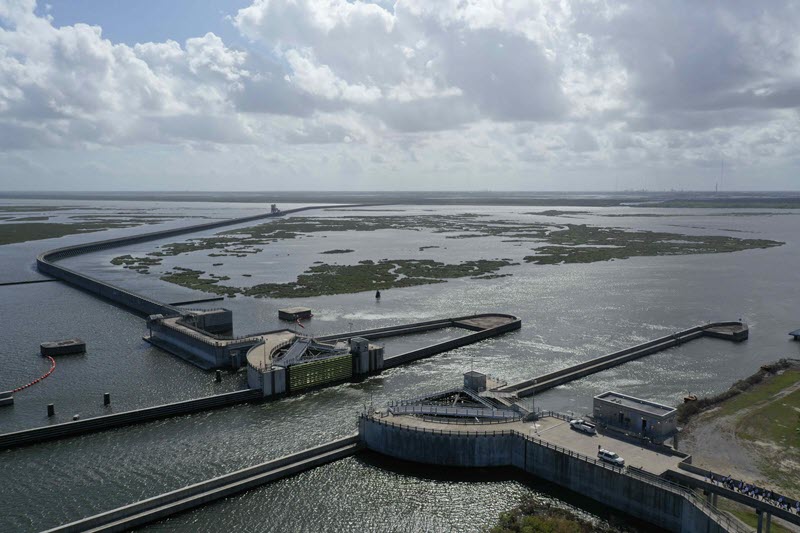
[1,201,799,532]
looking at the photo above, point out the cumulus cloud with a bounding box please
[0,3,253,149]
[234,0,567,129]
[2,0,800,190]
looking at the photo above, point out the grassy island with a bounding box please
[102,213,784,298]
[160,258,513,299]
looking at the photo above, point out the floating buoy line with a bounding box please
[12,356,56,393]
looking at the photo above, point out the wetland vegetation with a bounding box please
[110,255,163,273]
[0,205,211,245]
[108,213,782,298]
[523,225,779,265]
[160,258,513,299]
[0,221,148,246]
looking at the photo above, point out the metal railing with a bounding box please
[420,415,521,425]
[389,404,519,420]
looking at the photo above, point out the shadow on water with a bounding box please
[355,450,665,532]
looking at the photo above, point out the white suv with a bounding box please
[598,448,625,466]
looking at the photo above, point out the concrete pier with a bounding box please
[0,390,261,450]
[44,435,361,533]
[496,321,748,398]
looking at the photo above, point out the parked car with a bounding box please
[598,448,625,466]
[569,419,597,435]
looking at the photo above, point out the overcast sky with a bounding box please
[1,0,799,191]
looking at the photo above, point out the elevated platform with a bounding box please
[359,410,740,533]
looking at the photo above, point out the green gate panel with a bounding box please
[288,354,353,392]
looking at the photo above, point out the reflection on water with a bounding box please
[1,201,799,531]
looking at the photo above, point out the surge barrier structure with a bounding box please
[244,313,521,398]
[0,315,520,449]
[359,415,746,533]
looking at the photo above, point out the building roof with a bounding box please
[594,391,676,418]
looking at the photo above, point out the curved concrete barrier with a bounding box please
[359,415,744,533]
[36,204,372,317]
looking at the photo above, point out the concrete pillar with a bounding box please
[712,492,718,506]
[765,512,771,533]
[103,392,111,406]
[757,509,763,533]
[47,404,55,417]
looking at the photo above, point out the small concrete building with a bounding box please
[463,371,488,392]
[350,337,384,375]
[593,391,677,443]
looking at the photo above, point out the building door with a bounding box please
[641,418,647,432]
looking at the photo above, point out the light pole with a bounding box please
[532,379,537,422]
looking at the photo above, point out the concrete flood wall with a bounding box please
[316,318,454,342]
[44,435,362,533]
[0,390,261,450]
[36,205,357,318]
[384,316,521,369]
[317,313,520,343]
[145,317,261,369]
[359,417,736,533]
[502,322,744,397]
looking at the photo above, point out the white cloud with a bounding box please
[2,0,800,190]
[0,5,253,149]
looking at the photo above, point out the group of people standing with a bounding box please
[708,473,800,513]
